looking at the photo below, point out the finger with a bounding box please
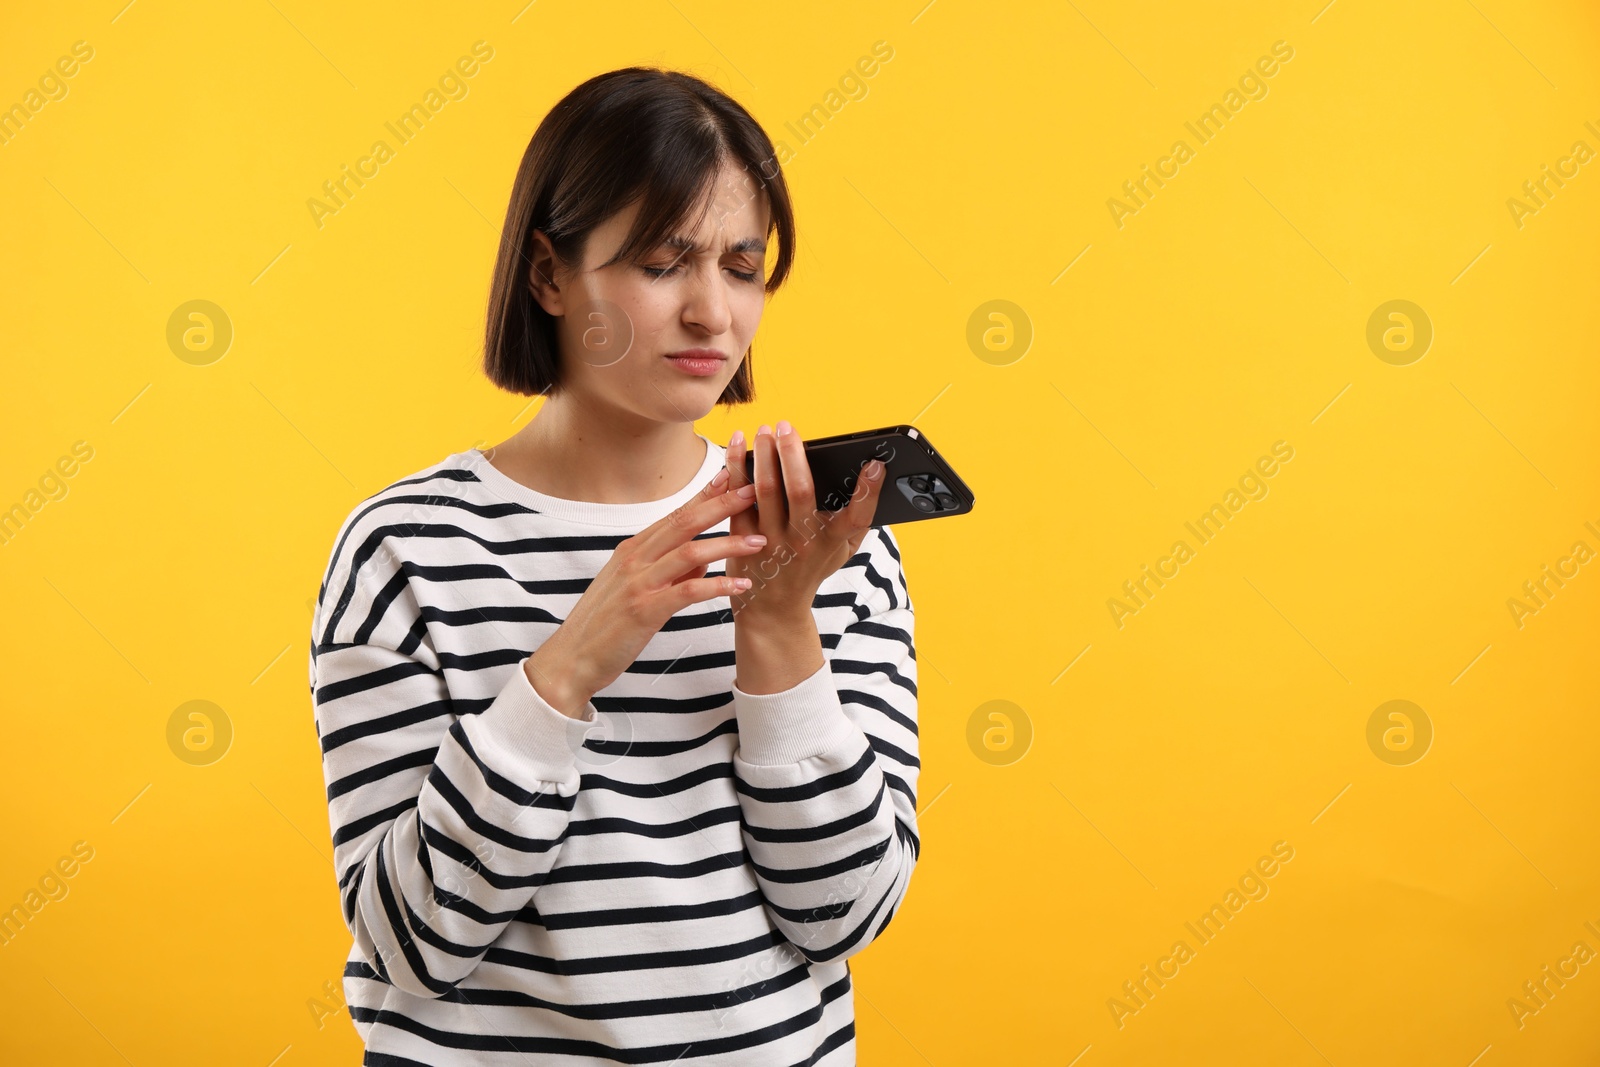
[704,463,731,496]
[835,457,884,550]
[752,425,786,539]
[665,570,752,613]
[646,528,767,588]
[774,420,817,535]
[726,429,756,538]
[635,478,756,562]
[726,429,751,488]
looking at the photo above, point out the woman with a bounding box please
[310,67,920,1065]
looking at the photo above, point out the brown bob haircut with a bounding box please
[483,67,796,404]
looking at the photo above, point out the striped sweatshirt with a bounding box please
[308,433,921,1065]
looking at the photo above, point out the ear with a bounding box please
[527,229,567,318]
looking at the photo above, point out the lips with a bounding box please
[663,349,727,377]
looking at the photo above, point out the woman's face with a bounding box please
[530,160,771,425]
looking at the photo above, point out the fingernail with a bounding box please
[776,419,792,437]
[757,424,772,437]
[711,467,729,487]
[730,429,744,447]
[737,484,756,498]
[745,534,767,546]
[867,460,884,479]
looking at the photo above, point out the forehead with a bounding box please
[683,162,770,239]
[584,160,770,265]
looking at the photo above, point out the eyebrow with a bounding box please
[661,234,767,255]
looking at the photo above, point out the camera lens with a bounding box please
[935,492,959,510]
[909,474,932,493]
[912,495,935,513]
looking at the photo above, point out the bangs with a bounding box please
[594,140,728,273]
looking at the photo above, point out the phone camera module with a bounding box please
[895,472,962,515]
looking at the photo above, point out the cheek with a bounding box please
[732,287,765,339]
[598,283,670,350]
[624,295,672,343]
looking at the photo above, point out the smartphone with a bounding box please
[740,424,975,526]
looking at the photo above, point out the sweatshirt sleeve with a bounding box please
[730,524,921,966]
[309,505,597,999]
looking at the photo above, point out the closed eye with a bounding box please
[642,263,760,283]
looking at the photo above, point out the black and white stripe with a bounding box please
[308,445,919,1065]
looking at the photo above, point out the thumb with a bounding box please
[836,459,884,553]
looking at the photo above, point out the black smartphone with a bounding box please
[740,424,975,526]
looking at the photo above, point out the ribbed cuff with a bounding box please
[732,660,860,766]
[457,658,598,792]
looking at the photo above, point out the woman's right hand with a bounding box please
[523,467,766,718]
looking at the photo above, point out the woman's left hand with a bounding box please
[724,420,886,626]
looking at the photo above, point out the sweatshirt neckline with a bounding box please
[461,433,725,529]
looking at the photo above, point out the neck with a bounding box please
[488,391,709,505]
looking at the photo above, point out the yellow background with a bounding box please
[3,0,1598,1062]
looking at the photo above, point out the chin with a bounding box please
[654,386,720,422]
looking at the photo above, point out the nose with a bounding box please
[681,262,732,336]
